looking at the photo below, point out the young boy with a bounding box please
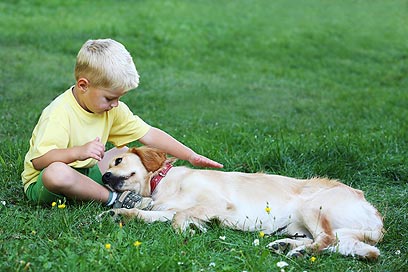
[21,38,223,209]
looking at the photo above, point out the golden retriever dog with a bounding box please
[101,146,384,260]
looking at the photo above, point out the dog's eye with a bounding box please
[114,158,122,166]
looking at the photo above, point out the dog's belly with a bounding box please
[155,169,305,233]
[220,200,300,233]
[218,178,300,232]
[154,170,382,235]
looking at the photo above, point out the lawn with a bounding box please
[0,0,407,271]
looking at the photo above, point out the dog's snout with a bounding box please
[102,172,112,184]
[102,172,124,190]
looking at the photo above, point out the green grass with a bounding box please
[0,0,407,271]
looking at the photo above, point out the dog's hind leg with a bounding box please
[285,209,336,258]
[325,228,382,260]
[267,222,313,255]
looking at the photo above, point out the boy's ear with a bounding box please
[77,78,90,92]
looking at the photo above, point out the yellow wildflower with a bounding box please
[133,241,142,247]
[52,202,57,207]
[119,221,123,228]
[265,206,271,214]
[105,243,111,250]
[310,256,317,262]
[259,231,265,238]
[58,203,66,209]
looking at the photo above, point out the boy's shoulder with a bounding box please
[51,88,71,103]
[41,87,76,115]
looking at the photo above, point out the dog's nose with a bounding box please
[102,172,112,184]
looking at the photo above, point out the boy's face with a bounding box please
[85,86,129,114]
[76,79,129,114]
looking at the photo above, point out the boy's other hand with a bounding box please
[78,137,105,161]
[188,153,223,169]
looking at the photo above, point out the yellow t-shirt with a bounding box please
[21,87,151,192]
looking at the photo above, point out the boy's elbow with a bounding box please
[31,158,44,171]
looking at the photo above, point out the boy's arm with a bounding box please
[31,137,105,170]
[138,127,223,168]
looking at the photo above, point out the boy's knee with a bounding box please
[42,162,73,190]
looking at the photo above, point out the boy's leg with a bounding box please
[29,147,153,209]
[26,171,66,205]
[42,162,110,203]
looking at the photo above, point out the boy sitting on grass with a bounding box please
[21,38,223,209]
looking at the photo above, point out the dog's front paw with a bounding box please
[172,213,208,233]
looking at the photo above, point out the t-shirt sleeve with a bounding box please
[108,102,151,147]
[28,114,69,161]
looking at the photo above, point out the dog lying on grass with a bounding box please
[100,146,384,260]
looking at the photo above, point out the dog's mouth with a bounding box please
[102,172,135,191]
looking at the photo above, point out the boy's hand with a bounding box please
[31,137,105,170]
[77,137,105,161]
[188,153,223,168]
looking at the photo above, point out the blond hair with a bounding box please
[75,39,139,90]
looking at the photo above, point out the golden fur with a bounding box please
[102,146,384,259]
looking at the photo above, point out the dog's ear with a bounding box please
[130,146,167,172]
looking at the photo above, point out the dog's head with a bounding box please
[102,146,167,195]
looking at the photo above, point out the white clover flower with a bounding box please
[219,236,226,241]
[276,261,289,268]
[252,239,260,246]
[209,262,216,267]
[395,249,401,255]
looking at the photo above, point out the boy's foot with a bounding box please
[113,191,153,210]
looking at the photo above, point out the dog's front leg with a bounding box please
[112,208,176,223]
